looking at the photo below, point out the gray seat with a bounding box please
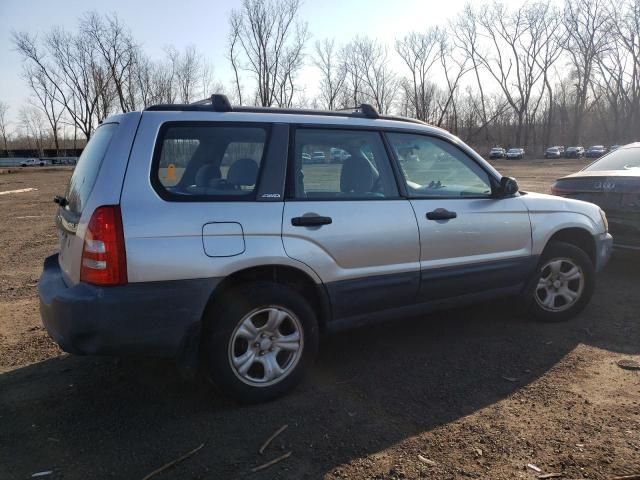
[194,164,221,187]
[340,155,377,194]
[228,158,259,187]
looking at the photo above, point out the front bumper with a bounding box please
[594,232,614,271]
[38,254,220,357]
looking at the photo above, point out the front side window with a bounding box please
[154,123,267,199]
[291,129,398,199]
[386,133,493,198]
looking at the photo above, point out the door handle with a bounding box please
[291,216,333,227]
[426,208,457,220]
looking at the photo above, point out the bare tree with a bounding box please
[435,32,470,130]
[313,38,346,110]
[474,1,558,146]
[81,12,137,112]
[23,64,65,152]
[453,5,491,142]
[13,28,107,140]
[343,37,398,113]
[228,0,308,107]
[563,0,613,144]
[19,106,47,153]
[0,101,9,151]
[395,28,442,121]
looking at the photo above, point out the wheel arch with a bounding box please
[544,227,596,265]
[202,264,331,332]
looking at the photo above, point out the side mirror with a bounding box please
[498,176,519,196]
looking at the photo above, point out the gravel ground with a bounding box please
[0,160,638,480]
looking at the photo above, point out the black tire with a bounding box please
[523,241,595,322]
[201,281,319,403]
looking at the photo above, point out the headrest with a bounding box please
[340,155,376,194]
[228,158,259,186]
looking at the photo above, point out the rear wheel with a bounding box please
[524,241,595,322]
[201,282,319,403]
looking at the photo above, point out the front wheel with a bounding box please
[201,282,319,403]
[524,241,595,322]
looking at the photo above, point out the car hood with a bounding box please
[560,169,640,179]
[519,191,602,223]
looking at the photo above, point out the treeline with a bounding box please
[1,0,638,156]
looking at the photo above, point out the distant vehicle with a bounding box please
[586,145,606,158]
[565,146,585,158]
[544,147,562,159]
[310,151,326,164]
[506,148,524,160]
[329,147,350,163]
[609,145,621,152]
[301,152,311,163]
[552,142,640,250]
[20,158,46,167]
[488,147,506,159]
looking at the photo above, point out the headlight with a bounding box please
[599,209,609,233]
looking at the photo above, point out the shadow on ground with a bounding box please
[1,253,638,479]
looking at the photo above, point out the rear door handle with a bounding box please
[426,208,457,220]
[291,216,333,227]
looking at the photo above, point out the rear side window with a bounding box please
[65,123,118,213]
[291,129,398,199]
[584,147,640,171]
[153,123,267,200]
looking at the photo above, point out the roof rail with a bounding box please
[144,93,428,126]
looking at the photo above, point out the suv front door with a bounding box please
[385,132,533,301]
[282,128,421,321]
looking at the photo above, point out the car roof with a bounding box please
[114,94,455,138]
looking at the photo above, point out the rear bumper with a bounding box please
[594,232,614,271]
[38,254,220,358]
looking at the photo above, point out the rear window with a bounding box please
[584,147,640,172]
[153,123,267,200]
[65,123,118,213]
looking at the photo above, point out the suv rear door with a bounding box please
[282,127,421,321]
[385,132,533,301]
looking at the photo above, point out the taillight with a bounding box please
[551,183,573,196]
[80,206,127,286]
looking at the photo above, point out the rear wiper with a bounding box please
[53,195,68,207]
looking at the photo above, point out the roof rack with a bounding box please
[144,93,427,126]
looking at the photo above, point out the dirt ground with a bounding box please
[0,160,638,480]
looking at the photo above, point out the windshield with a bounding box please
[584,147,640,171]
[507,149,520,153]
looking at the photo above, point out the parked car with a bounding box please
[544,147,562,159]
[552,142,639,250]
[301,152,311,163]
[329,147,350,163]
[39,95,612,402]
[310,151,326,164]
[20,158,46,167]
[565,146,585,158]
[506,148,525,159]
[555,146,566,155]
[488,147,506,159]
[586,145,606,158]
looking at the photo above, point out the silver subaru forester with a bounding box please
[39,95,613,402]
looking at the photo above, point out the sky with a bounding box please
[0,0,538,125]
